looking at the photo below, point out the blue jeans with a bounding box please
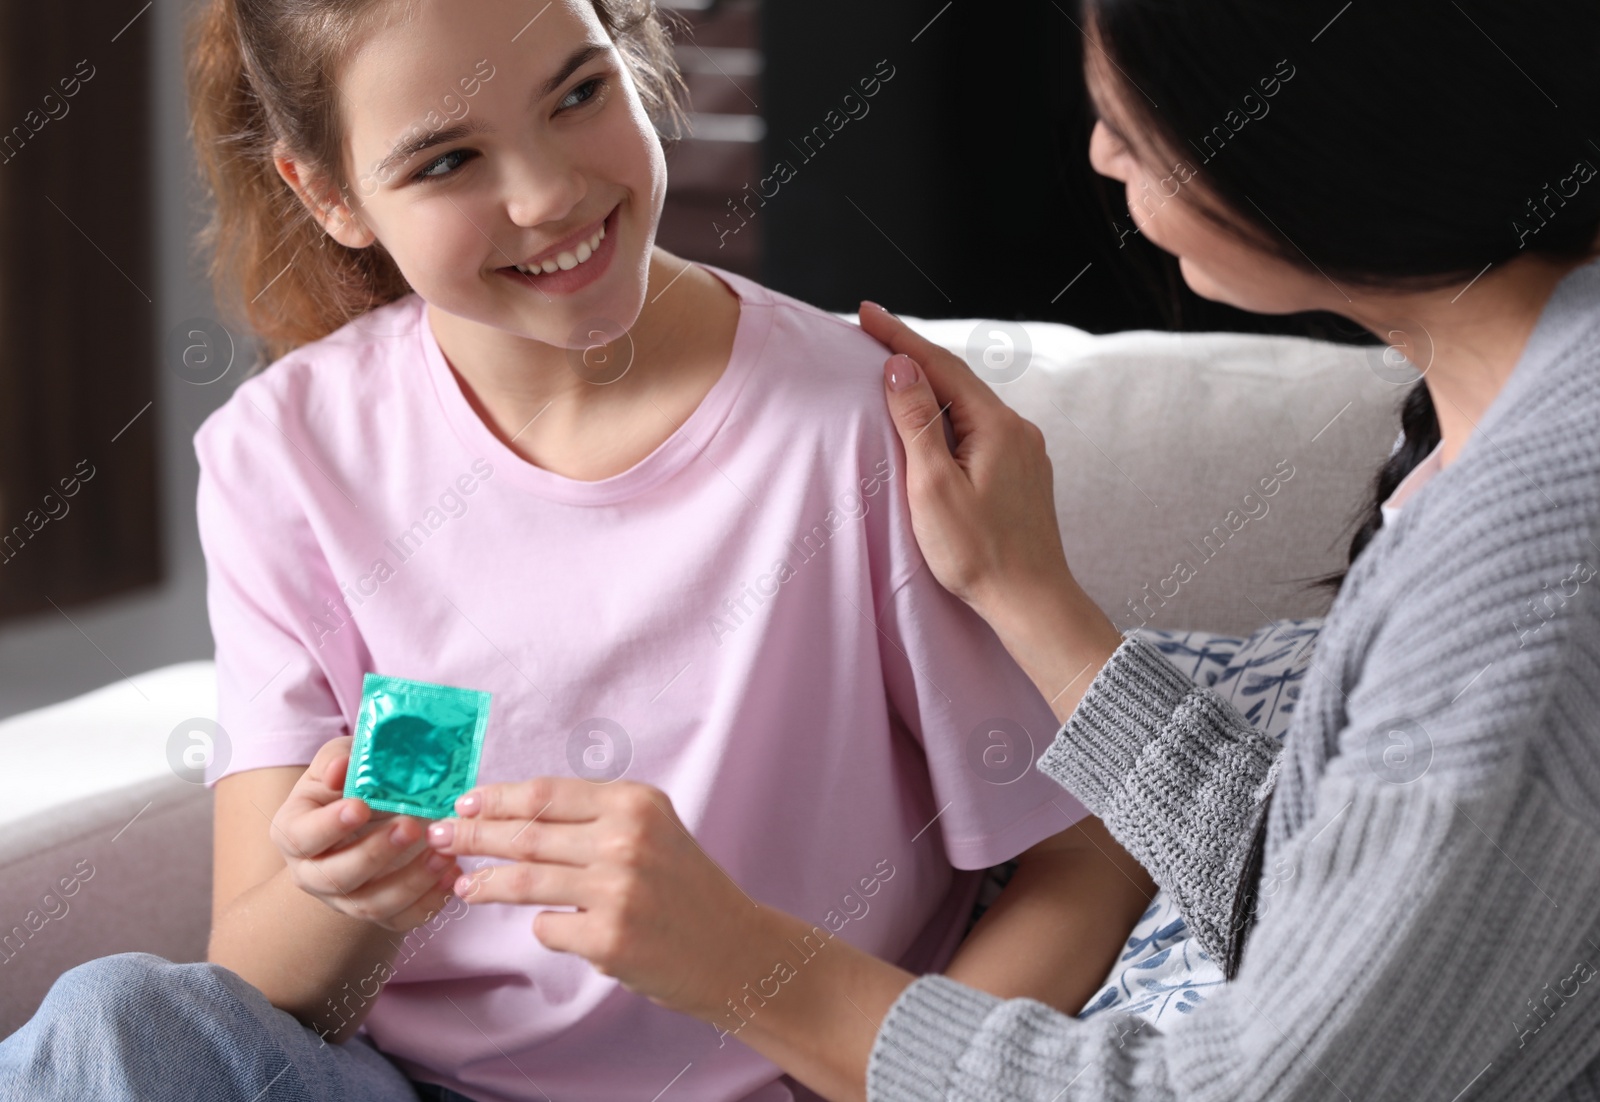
[0,952,475,1102]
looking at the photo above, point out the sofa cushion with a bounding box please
[912,319,1402,634]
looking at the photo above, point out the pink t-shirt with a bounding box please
[195,265,1089,1102]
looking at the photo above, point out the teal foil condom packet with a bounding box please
[344,673,492,820]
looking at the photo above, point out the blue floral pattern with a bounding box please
[964,618,1322,1029]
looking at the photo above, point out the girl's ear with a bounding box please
[271,145,375,250]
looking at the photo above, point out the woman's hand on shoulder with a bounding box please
[859,301,1079,620]
[268,735,462,932]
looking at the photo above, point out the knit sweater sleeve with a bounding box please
[1033,632,1282,970]
[867,509,1600,1100]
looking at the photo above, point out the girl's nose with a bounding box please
[502,153,586,231]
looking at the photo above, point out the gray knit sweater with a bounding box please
[867,256,1600,1101]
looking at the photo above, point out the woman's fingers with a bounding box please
[859,301,1000,439]
[429,813,591,866]
[529,907,583,955]
[879,352,965,487]
[860,299,1081,611]
[453,858,585,908]
[455,775,607,823]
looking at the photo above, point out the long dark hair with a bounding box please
[1083,0,1600,593]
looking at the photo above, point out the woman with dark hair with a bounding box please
[401,1,1600,1099]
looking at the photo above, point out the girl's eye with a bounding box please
[410,76,606,184]
[558,77,605,111]
[414,147,474,183]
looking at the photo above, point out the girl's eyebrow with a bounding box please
[372,41,610,179]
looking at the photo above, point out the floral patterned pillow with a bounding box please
[964,618,1322,1028]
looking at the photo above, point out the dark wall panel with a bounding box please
[0,3,161,620]
[761,0,1365,342]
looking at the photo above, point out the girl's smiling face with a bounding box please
[296,0,667,348]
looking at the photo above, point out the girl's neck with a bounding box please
[426,250,741,482]
[1344,249,1598,468]
[428,249,704,413]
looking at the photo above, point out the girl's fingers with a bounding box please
[338,817,431,879]
[360,849,462,928]
[305,735,355,796]
[388,883,459,934]
[275,795,374,861]
[273,738,359,848]
[299,817,432,896]
[319,746,352,794]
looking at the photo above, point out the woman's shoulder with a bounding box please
[1389,259,1600,566]
[193,293,427,468]
[1345,330,1600,759]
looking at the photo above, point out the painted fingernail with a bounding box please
[426,853,450,873]
[887,354,920,392]
[389,823,410,847]
[428,821,454,847]
[455,791,480,816]
[862,300,895,318]
[452,874,472,896]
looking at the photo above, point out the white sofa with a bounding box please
[0,318,1404,1037]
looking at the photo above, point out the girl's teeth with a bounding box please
[513,224,607,276]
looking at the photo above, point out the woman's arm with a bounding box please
[862,304,1283,968]
[866,775,1590,1101]
[852,304,1600,1099]
[1035,631,1281,972]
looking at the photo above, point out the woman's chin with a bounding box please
[1177,256,1290,315]
[1177,255,1230,303]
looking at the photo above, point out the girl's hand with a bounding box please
[269,735,463,933]
[858,301,1083,622]
[425,777,768,1020]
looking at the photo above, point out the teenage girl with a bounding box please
[0,2,1150,1101]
